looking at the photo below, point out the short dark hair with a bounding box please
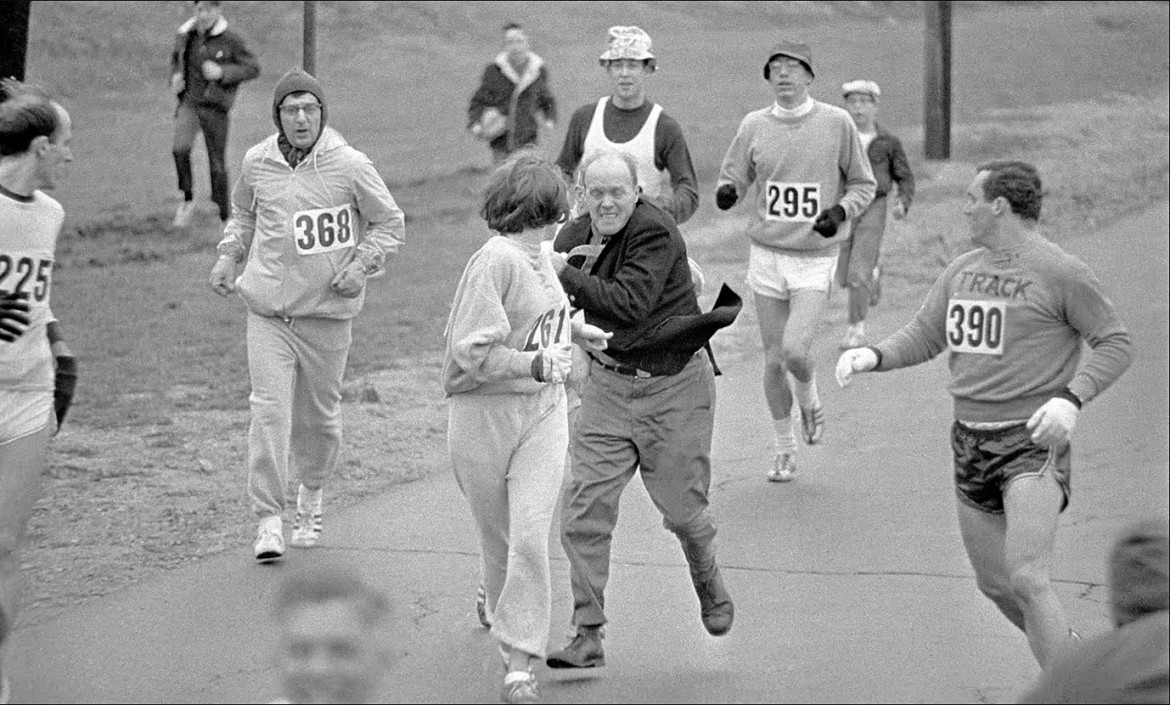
[274,565,391,628]
[481,151,569,234]
[977,160,1043,221]
[503,22,523,33]
[0,79,61,158]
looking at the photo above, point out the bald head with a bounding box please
[580,150,640,237]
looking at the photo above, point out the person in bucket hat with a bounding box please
[556,25,698,226]
[715,39,876,484]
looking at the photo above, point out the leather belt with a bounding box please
[590,352,654,378]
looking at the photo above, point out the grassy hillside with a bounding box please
[13,1,1170,627]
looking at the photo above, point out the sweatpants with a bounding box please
[448,384,568,659]
[246,312,352,520]
[561,353,718,628]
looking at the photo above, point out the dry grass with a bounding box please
[14,1,1170,628]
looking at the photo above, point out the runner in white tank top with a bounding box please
[581,97,665,202]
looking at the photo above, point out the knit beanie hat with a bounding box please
[272,69,327,130]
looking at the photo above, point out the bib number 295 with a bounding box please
[294,205,354,255]
[947,299,1005,355]
[765,182,820,222]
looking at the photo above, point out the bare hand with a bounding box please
[892,200,907,220]
[170,73,185,95]
[201,61,224,81]
[209,257,237,297]
[573,322,612,352]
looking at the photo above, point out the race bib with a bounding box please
[947,298,1006,355]
[521,304,570,352]
[292,204,355,255]
[765,182,821,222]
[0,250,53,305]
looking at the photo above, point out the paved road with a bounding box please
[11,203,1168,704]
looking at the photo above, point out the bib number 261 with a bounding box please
[947,299,1005,355]
[765,182,820,222]
[294,205,354,255]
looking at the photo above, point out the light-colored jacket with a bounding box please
[217,127,406,320]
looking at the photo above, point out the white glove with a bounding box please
[835,347,878,388]
[571,318,612,352]
[538,342,574,384]
[1025,397,1079,447]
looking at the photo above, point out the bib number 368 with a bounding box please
[947,299,1005,355]
[293,204,354,255]
[765,182,820,222]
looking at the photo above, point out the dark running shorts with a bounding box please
[950,421,1071,515]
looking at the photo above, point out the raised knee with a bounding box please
[975,575,1013,605]
[1008,566,1051,604]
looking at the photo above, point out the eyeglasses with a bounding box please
[279,103,322,118]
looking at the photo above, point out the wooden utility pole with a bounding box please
[303,1,317,75]
[0,0,32,89]
[924,1,952,160]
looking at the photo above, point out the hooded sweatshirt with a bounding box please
[216,125,405,320]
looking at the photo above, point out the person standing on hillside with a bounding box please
[715,40,876,483]
[544,150,742,670]
[169,0,259,229]
[0,80,78,703]
[835,79,914,349]
[444,152,611,703]
[208,70,406,564]
[556,26,698,227]
[836,161,1134,667]
[467,22,558,165]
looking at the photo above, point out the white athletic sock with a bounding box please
[298,485,323,514]
[793,374,821,410]
[849,321,865,338]
[773,417,797,457]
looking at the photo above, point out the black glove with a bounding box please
[812,205,847,238]
[54,355,78,428]
[715,184,738,211]
[0,292,31,343]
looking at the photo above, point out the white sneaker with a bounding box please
[290,485,323,549]
[254,519,284,562]
[172,201,197,228]
[767,453,797,482]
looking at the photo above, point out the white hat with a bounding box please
[842,79,881,98]
[599,26,655,64]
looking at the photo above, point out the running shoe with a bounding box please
[254,524,284,563]
[500,670,540,703]
[475,583,491,628]
[799,403,825,445]
[290,485,323,548]
[767,453,797,482]
[838,327,865,350]
[172,200,196,228]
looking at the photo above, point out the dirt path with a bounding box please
[10,203,1167,703]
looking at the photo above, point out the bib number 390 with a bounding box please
[765,182,820,222]
[947,299,1006,355]
[293,204,354,255]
